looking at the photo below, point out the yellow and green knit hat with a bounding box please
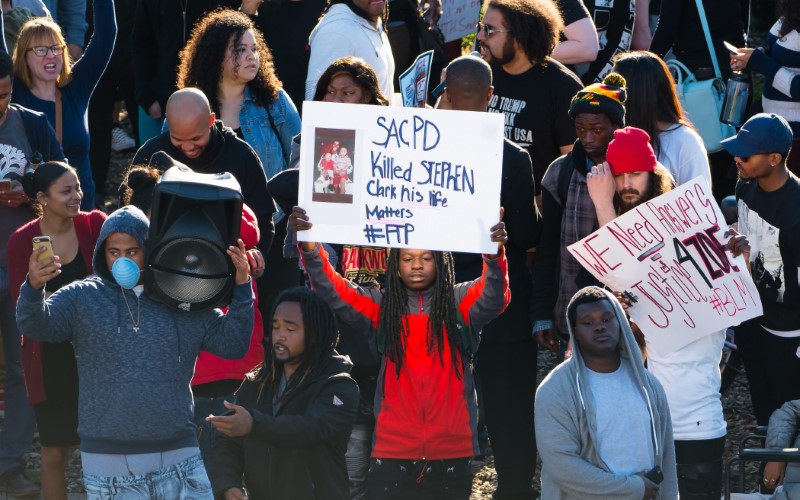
[568,73,627,126]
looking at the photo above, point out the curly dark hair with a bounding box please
[778,0,800,38]
[321,0,389,32]
[612,51,694,157]
[312,56,390,105]
[486,0,564,66]
[379,249,466,379]
[176,8,282,115]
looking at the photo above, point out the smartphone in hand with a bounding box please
[644,465,664,485]
[32,236,55,262]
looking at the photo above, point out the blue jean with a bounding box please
[83,454,212,499]
[0,267,36,475]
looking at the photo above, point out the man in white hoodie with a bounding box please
[535,286,678,500]
[306,0,395,101]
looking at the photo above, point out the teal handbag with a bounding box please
[668,59,736,153]
[666,0,736,153]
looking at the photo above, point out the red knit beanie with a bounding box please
[606,127,657,175]
[239,204,260,248]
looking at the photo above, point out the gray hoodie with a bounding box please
[16,206,254,454]
[766,399,800,500]
[534,287,678,499]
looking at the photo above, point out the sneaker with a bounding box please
[0,469,40,498]
[111,125,135,152]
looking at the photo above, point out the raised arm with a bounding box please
[290,206,382,336]
[15,247,82,344]
[453,212,511,343]
[198,240,255,360]
[70,0,117,96]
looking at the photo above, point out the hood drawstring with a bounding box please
[642,385,660,459]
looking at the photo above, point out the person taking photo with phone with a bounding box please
[15,204,254,498]
[7,161,106,500]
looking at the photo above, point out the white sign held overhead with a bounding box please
[298,101,504,254]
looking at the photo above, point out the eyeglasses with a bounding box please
[27,45,63,57]
[476,22,512,37]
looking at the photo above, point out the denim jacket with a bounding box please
[240,87,301,181]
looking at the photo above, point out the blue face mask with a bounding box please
[111,257,141,289]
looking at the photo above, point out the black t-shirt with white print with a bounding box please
[488,59,582,191]
[737,174,800,332]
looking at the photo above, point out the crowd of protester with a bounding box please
[0,0,799,499]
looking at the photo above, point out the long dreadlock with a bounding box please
[379,250,466,379]
[255,287,340,403]
[320,0,390,32]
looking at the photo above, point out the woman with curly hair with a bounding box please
[178,9,301,341]
[730,0,800,175]
[177,8,301,181]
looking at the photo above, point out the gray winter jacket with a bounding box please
[534,287,678,499]
[16,206,254,454]
[767,400,800,500]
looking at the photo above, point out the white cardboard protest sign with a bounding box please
[298,101,503,254]
[567,177,762,354]
[440,0,481,42]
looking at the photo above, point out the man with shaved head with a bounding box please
[131,88,276,258]
[445,55,542,500]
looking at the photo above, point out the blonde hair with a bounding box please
[12,17,72,88]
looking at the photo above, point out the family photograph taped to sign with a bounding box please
[297,101,504,254]
[567,177,763,354]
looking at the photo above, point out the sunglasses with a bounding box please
[738,153,769,163]
[476,22,512,37]
[27,45,63,57]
